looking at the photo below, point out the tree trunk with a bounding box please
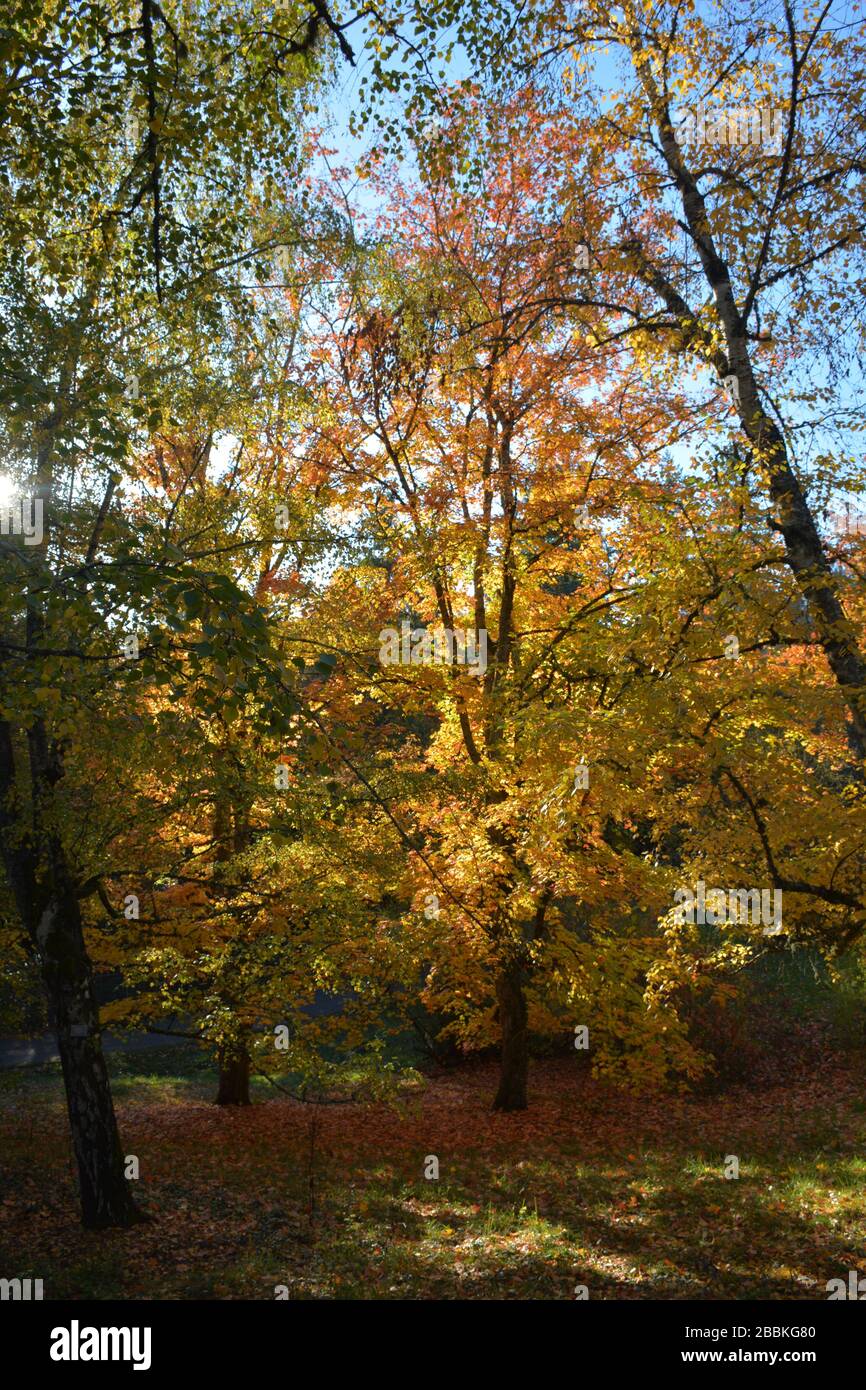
[492,967,528,1112]
[0,722,143,1230]
[644,82,866,759]
[215,1048,251,1105]
[211,783,252,1107]
[39,898,145,1229]
[0,258,142,1231]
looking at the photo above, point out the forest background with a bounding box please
[1,0,866,1299]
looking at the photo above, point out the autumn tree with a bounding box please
[290,102,731,1109]
[0,0,374,1226]
[88,419,410,1112]
[422,0,866,761]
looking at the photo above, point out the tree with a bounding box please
[0,0,354,1226]
[295,101,715,1108]
[427,0,866,761]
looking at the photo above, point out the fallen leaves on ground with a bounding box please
[1,1053,864,1300]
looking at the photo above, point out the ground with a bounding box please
[1,1047,864,1300]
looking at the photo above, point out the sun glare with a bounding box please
[0,473,15,509]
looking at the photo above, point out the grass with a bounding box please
[1,1046,864,1299]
